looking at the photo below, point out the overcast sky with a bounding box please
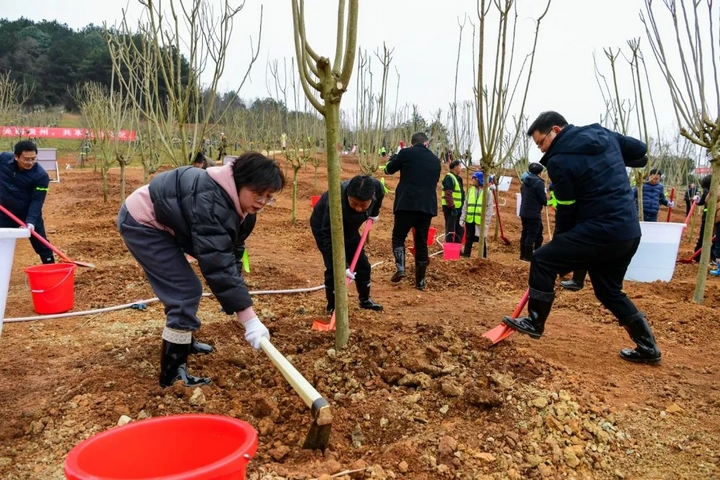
[3,0,693,159]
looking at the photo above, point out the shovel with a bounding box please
[312,218,374,331]
[482,289,529,345]
[665,187,676,222]
[259,337,332,451]
[0,204,95,268]
[492,188,511,245]
[678,235,716,264]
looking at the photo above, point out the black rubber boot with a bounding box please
[41,255,55,264]
[357,281,383,311]
[189,337,214,355]
[503,290,554,339]
[415,260,429,291]
[390,247,406,283]
[325,286,334,314]
[159,340,212,388]
[560,270,586,291]
[619,314,662,364]
[462,240,472,258]
[519,244,533,262]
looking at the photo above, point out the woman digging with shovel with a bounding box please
[118,152,285,387]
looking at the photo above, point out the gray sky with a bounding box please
[3,0,684,159]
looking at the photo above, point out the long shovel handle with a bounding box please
[666,187,676,222]
[493,188,511,245]
[0,204,94,268]
[259,337,324,409]
[683,199,698,227]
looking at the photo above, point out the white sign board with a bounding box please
[497,175,512,192]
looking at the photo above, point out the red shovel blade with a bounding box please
[482,289,529,346]
[312,311,336,331]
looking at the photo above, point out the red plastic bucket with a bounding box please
[64,414,258,480]
[427,226,437,245]
[311,195,321,207]
[24,263,76,314]
[443,242,461,260]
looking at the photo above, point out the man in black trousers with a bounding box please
[383,132,441,291]
[503,111,661,364]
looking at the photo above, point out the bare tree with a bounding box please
[292,0,358,348]
[474,0,552,257]
[641,0,720,303]
[0,72,32,129]
[106,0,261,171]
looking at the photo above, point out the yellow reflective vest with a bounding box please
[466,187,484,224]
[441,172,463,208]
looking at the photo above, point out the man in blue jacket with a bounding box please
[634,169,674,221]
[503,111,661,364]
[0,140,54,264]
[383,132,441,291]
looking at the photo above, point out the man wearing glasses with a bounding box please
[503,111,661,365]
[0,140,55,264]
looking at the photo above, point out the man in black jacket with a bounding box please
[519,162,547,261]
[503,111,661,364]
[311,175,384,313]
[383,132,441,290]
[0,140,55,264]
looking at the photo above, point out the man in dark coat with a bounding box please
[519,162,547,261]
[503,111,661,364]
[383,132,441,291]
[310,175,384,313]
[0,140,55,264]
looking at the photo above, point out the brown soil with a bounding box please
[1,156,719,480]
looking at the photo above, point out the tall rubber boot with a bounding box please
[390,247,406,283]
[503,289,554,339]
[519,244,533,262]
[159,340,211,388]
[415,260,429,291]
[560,270,586,291]
[189,337,214,355]
[41,254,55,264]
[619,313,662,364]
[356,281,383,311]
[325,286,335,314]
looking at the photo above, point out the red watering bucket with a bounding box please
[427,226,437,245]
[443,242,462,260]
[24,263,76,314]
[311,195,321,207]
[64,414,258,480]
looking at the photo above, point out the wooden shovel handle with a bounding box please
[259,337,323,409]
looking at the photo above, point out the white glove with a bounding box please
[241,316,269,350]
[345,268,356,280]
[459,220,465,227]
[24,223,34,230]
[668,201,675,208]
[369,215,379,223]
[693,195,700,202]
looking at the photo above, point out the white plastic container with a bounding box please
[624,222,686,283]
[0,228,31,337]
[516,193,522,217]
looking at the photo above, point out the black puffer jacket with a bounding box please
[149,166,252,314]
[519,173,546,219]
[310,178,384,253]
[540,124,645,242]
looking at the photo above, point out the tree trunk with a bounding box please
[291,166,300,225]
[693,160,720,304]
[324,102,349,348]
[119,161,126,202]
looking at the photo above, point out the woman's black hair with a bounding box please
[528,162,544,175]
[232,152,285,193]
[346,175,376,201]
[701,174,712,190]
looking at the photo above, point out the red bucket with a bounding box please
[443,242,461,260]
[64,414,258,480]
[427,226,437,245]
[24,263,76,314]
[311,195,321,207]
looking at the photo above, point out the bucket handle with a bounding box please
[25,267,75,294]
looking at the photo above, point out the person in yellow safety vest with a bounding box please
[442,160,465,243]
[459,171,494,257]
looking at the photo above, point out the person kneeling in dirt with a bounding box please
[310,174,385,314]
[503,111,661,364]
[459,171,494,258]
[118,152,285,387]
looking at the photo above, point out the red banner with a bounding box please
[0,126,137,141]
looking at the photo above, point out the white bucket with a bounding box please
[0,228,31,337]
[516,193,522,217]
[624,222,686,283]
